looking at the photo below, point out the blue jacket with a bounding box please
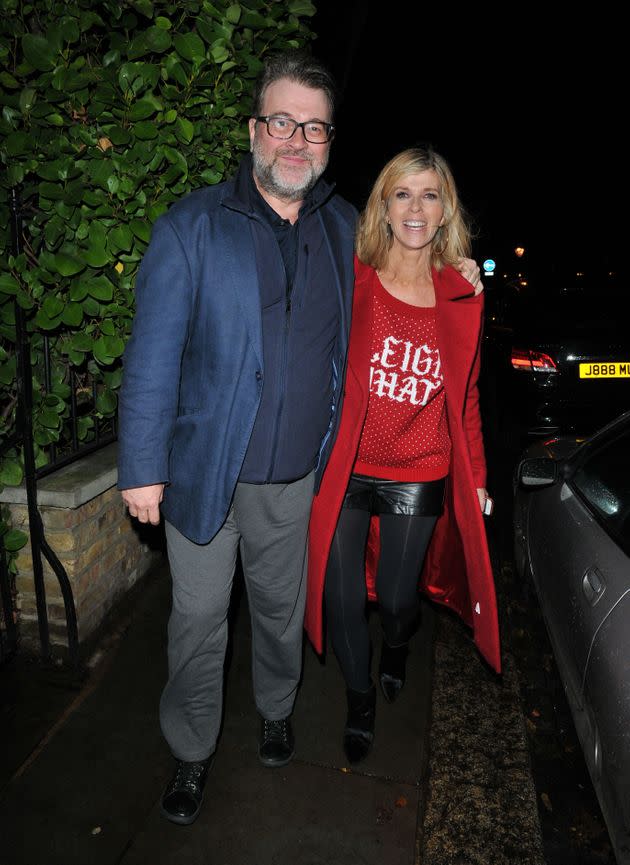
[117,160,357,544]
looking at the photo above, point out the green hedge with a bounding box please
[0,0,316,566]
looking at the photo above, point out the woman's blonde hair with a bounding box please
[355,147,471,271]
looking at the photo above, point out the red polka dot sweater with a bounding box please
[353,272,451,481]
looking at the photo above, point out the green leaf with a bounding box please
[61,302,84,327]
[34,427,56,446]
[82,297,101,317]
[129,219,151,243]
[210,44,230,64]
[38,409,62,429]
[4,132,32,157]
[76,416,95,440]
[200,168,223,185]
[44,394,65,410]
[127,33,149,61]
[175,116,194,143]
[53,252,86,277]
[145,26,172,52]
[83,242,110,268]
[39,181,65,201]
[134,120,158,140]
[0,274,19,295]
[19,87,37,113]
[173,32,206,62]
[81,246,110,267]
[2,529,28,552]
[7,164,25,185]
[22,33,56,71]
[103,49,121,67]
[107,126,132,146]
[44,216,66,248]
[69,282,89,302]
[103,367,123,389]
[63,348,82,365]
[93,336,114,364]
[226,4,242,24]
[96,389,118,414]
[42,295,64,318]
[130,0,154,17]
[103,335,125,357]
[128,99,157,121]
[287,0,316,13]
[70,332,93,352]
[0,358,17,385]
[109,224,134,252]
[85,276,114,301]
[0,71,19,89]
[0,460,23,487]
[60,16,81,43]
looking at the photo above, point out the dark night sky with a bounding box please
[311,4,624,275]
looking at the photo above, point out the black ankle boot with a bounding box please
[343,684,376,763]
[161,757,212,825]
[379,641,408,703]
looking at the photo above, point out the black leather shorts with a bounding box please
[342,474,446,516]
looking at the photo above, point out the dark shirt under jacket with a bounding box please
[238,161,340,484]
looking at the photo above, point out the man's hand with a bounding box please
[121,483,165,525]
[456,257,484,296]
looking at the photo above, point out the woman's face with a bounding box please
[385,170,445,254]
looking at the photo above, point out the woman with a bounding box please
[305,147,501,764]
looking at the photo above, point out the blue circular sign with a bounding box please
[483,258,496,273]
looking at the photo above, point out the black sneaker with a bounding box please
[160,758,211,825]
[258,717,295,767]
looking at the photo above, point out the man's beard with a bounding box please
[251,138,328,202]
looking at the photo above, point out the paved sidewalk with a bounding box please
[0,551,544,865]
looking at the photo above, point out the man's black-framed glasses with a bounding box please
[255,115,334,143]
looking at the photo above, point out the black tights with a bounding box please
[324,508,437,692]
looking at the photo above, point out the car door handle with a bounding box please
[582,567,605,606]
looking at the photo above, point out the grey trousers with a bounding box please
[160,471,315,762]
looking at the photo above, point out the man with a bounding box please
[118,51,355,826]
[118,51,482,826]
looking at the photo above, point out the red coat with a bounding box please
[305,259,501,674]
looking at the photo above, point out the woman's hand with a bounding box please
[457,258,484,296]
[476,487,489,513]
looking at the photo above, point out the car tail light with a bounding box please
[511,349,558,372]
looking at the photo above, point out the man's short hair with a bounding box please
[251,50,338,119]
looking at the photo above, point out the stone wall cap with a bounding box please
[0,443,118,509]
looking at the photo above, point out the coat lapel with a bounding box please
[219,214,264,369]
[434,266,483,415]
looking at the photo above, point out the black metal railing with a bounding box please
[0,187,117,665]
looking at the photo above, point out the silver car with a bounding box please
[514,410,630,864]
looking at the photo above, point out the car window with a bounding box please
[570,429,630,555]
[487,271,625,334]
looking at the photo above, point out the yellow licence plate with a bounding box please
[579,362,630,378]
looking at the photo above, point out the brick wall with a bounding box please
[1,445,162,653]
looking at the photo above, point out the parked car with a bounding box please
[514,410,630,863]
[482,268,629,447]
